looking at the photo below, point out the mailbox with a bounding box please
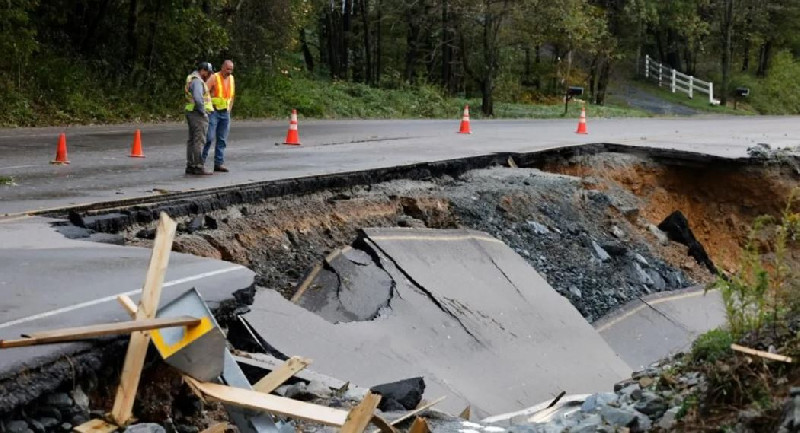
[567,86,584,97]
[736,87,750,97]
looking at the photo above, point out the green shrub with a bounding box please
[691,328,734,362]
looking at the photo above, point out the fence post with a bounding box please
[688,76,694,99]
[708,82,714,104]
[658,64,663,87]
[671,69,676,93]
[644,55,649,79]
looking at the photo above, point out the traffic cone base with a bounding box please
[576,106,588,134]
[129,129,145,157]
[284,109,301,145]
[458,105,472,134]
[51,133,70,165]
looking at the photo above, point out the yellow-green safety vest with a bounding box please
[184,72,213,112]
[211,73,235,110]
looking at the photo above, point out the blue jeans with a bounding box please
[203,110,230,166]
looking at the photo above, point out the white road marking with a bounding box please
[0,266,245,330]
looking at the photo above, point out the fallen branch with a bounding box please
[731,343,793,363]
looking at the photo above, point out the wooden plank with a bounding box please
[253,356,313,394]
[198,423,228,433]
[388,397,446,426]
[1,317,200,348]
[367,396,446,433]
[184,376,349,427]
[111,213,177,426]
[408,418,428,433]
[341,392,381,433]
[117,295,138,317]
[72,419,118,433]
[368,415,397,433]
[731,343,793,363]
[459,406,471,420]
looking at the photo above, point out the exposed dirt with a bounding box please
[119,151,795,322]
[542,152,799,273]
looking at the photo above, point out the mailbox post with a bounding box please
[564,86,584,115]
[734,87,749,110]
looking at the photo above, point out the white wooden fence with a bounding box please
[643,54,719,105]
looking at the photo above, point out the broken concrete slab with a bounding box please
[595,286,726,370]
[244,228,631,418]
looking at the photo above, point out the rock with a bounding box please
[343,387,369,401]
[70,414,90,427]
[571,414,602,433]
[600,406,637,427]
[611,226,626,239]
[581,393,618,412]
[527,221,550,235]
[45,394,73,408]
[633,392,668,418]
[274,385,290,397]
[283,383,315,401]
[7,421,30,433]
[71,388,90,411]
[569,285,582,299]
[658,407,682,430]
[60,424,72,432]
[124,424,167,433]
[27,420,45,433]
[601,242,627,257]
[631,411,653,433]
[632,263,654,286]
[638,377,655,388]
[791,387,800,398]
[648,270,667,291]
[379,398,407,412]
[38,418,59,431]
[634,254,649,266]
[776,395,800,433]
[176,425,199,433]
[187,215,204,233]
[619,383,641,397]
[305,381,332,398]
[592,241,611,262]
[648,224,669,246]
[658,211,718,274]
[204,215,218,230]
[370,377,425,411]
[32,408,62,423]
[135,228,156,239]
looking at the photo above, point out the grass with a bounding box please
[0,176,15,186]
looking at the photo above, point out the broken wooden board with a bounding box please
[185,376,349,426]
[253,356,313,394]
[408,418,428,433]
[72,419,118,433]
[111,212,177,426]
[341,392,381,433]
[0,316,200,348]
[199,423,228,433]
[731,343,793,363]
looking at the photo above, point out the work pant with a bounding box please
[186,111,208,170]
[203,109,230,166]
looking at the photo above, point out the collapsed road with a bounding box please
[0,132,798,432]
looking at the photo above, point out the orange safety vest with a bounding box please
[211,73,235,110]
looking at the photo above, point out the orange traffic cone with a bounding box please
[458,105,472,134]
[576,106,588,134]
[284,109,301,145]
[129,129,145,157]
[51,133,70,165]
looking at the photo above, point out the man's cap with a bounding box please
[197,61,214,72]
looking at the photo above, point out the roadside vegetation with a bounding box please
[4,1,800,127]
[663,189,800,431]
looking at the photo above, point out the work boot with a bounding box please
[186,167,213,176]
[214,165,229,172]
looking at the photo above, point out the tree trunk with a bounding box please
[359,0,372,84]
[596,58,611,106]
[145,0,164,75]
[441,0,452,93]
[741,38,750,72]
[81,0,112,53]
[757,40,772,77]
[720,0,734,105]
[404,4,420,82]
[376,0,382,84]
[343,0,352,79]
[126,0,139,69]
[300,28,315,72]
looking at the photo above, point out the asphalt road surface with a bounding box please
[2,116,799,215]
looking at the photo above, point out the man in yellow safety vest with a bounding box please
[185,61,214,175]
[203,60,235,172]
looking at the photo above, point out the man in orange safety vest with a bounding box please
[203,59,235,172]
